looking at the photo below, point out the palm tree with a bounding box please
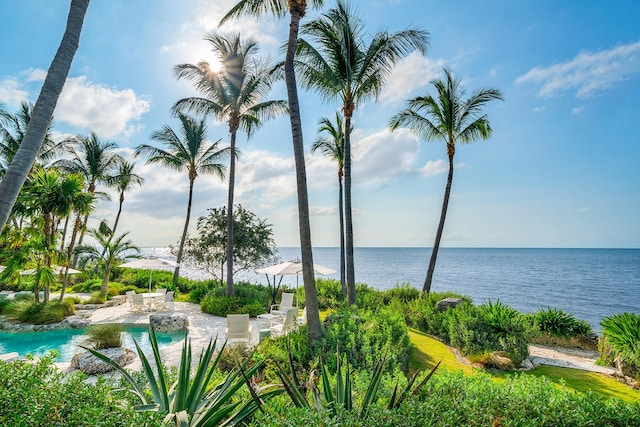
[173,32,287,296]
[0,0,90,234]
[0,101,62,178]
[135,113,229,287]
[104,161,144,239]
[389,68,503,293]
[296,0,429,304]
[311,112,347,295]
[56,132,123,266]
[77,222,139,298]
[221,0,326,343]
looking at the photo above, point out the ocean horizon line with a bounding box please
[138,245,640,250]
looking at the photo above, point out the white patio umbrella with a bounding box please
[119,258,178,293]
[256,259,337,304]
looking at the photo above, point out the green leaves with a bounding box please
[601,312,640,366]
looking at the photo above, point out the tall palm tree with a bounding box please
[77,222,139,298]
[221,0,326,343]
[296,0,429,304]
[0,0,90,234]
[135,113,229,287]
[56,132,123,266]
[104,161,144,239]
[311,112,346,295]
[389,68,503,293]
[173,32,287,296]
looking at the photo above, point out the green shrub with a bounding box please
[600,312,640,379]
[200,294,238,316]
[0,356,162,426]
[85,324,123,349]
[534,307,592,338]
[240,301,267,317]
[259,325,312,382]
[0,298,11,314]
[84,292,105,304]
[444,300,529,367]
[2,300,69,325]
[188,283,215,303]
[313,278,345,308]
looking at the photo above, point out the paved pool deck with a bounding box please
[57,301,267,372]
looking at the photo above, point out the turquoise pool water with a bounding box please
[0,325,186,362]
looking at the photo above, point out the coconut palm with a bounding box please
[56,132,124,266]
[221,0,326,343]
[173,32,287,296]
[104,161,144,239]
[0,101,62,178]
[311,112,347,295]
[296,0,429,304]
[0,0,90,234]
[77,222,139,298]
[135,113,229,287]
[389,68,503,293]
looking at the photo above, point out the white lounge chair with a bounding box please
[270,292,296,317]
[297,306,307,325]
[226,314,252,344]
[130,293,145,312]
[163,291,174,310]
[125,291,135,308]
[270,308,298,337]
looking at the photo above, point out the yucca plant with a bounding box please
[600,312,640,368]
[83,327,281,426]
[275,341,440,419]
[535,307,591,338]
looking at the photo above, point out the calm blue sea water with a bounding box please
[142,247,640,331]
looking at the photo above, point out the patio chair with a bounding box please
[226,314,251,344]
[270,292,296,317]
[130,293,145,312]
[297,306,307,325]
[162,291,175,310]
[125,291,135,308]
[270,308,298,337]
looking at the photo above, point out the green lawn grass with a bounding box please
[408,327,640,403]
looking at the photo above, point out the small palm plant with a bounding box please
[600,312,640,378]
[83,327,280,426]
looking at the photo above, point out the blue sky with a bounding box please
[1,0,639,248]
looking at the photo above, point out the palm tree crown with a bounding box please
[389,68,503,293]
[173,32,287,296]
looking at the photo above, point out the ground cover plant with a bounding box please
[528,307,596,349]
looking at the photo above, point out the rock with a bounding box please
[63,315,92,329]
[435,297,462,312]
[150,313,189,332]
[105,296,126,307]
[71,347,136,374]
[520,358,534,370]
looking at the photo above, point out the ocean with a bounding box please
[141,247,640,331]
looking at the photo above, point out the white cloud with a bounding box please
[22,68,47,82]
[532,106,545,113]
[516,40,640,98]
[310,206,337,216]
[419,159,447,177]
[55,75,151,138]
[572,105,584,115]
[0,78,28,107]
[381,52,445,103]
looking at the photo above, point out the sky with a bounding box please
[1,0,639,249]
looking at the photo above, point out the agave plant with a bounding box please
[83,327,281,426]
[275,341,440,419]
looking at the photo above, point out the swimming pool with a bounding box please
[0,325,186,362]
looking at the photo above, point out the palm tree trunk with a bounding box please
[60,214,82,301]
[225,131,237,296]
[343,114,356,305]
[111,192,124,237]
[338,172,346,295]
[286,7,322,342]
[71,212,89,267]
[0,0,89,233]
[423,148,455,293]
[60,215,70,251]
[173,178,194,286]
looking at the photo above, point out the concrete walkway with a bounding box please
[529,344,616,374]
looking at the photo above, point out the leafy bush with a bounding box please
[0,356,162,426]
[444,300,529,367]
[319,306,411,373]
[248,369,640,426]
[313,278,345,309]
[201,282,270,316]
[188,283,216,303]
[85,324,123,349]
[200,294,237,316]
[600,312,640,379]
[529,307,596,349]
[84,292,105,304]
[258,326,312,382]
[2,300,72,324]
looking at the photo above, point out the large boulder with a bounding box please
[149,313,189,332]
[435,297,463,312]
[71,347,136,374]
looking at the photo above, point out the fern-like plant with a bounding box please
[600,312,640,367]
